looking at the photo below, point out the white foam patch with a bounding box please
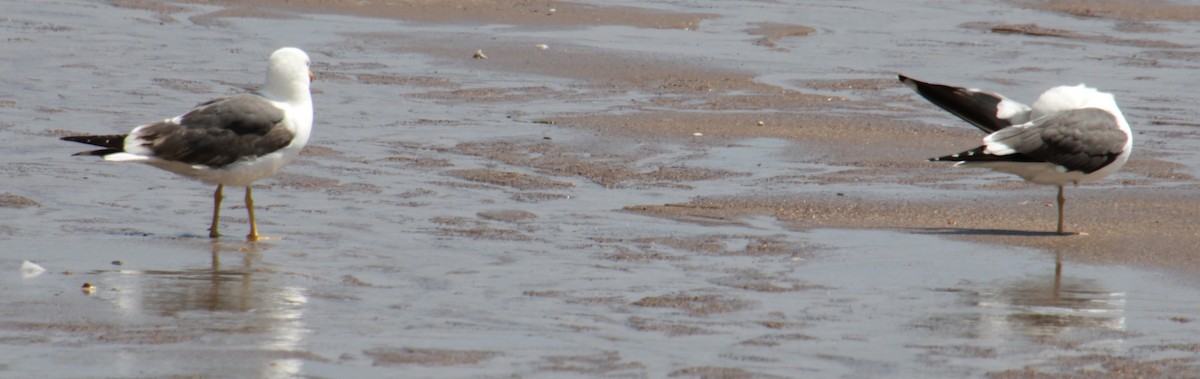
[20,260,45,279]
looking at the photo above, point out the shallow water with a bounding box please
[6,228,1200,377]
[3,0,1200,377]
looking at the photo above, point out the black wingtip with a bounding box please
[61,134,127,149]
[70,149,121,157]
[897,74,922,91]
[932,152,962,162]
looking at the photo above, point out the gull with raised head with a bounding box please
[62,47,315,241]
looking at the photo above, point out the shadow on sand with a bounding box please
[909,227,1074,238]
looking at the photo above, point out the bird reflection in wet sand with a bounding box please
[974,251,1126,339]
[130,241,265,315]
[105,241,310,377]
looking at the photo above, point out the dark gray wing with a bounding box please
[933,108,1127,173]
[899,75,1025,134]
[180,93,284,135]
[1021,108,1127,172]
[134,94,294,167]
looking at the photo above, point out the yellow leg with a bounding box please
[209,184,223,238]
[245,186,259,242]
[1056,185,1066,235]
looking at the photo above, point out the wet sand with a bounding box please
[4,0,1200,377]
[173,0,1200,270]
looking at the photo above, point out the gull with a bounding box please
[899,75,1132,235]
[62,47,314,241]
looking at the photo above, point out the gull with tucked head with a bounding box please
[899,75,1132,235]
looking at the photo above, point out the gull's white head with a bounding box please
[263,47,312,101]
[1030,83,1129,138]
[1031,84,1120,119]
